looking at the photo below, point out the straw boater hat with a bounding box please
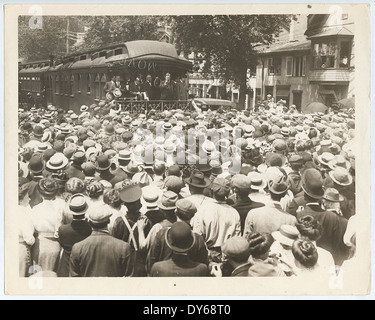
[317,152,335,167]
[328,155,351,171]
[272,225,300,247]
[46,153,69,171]
[247,172,267,190]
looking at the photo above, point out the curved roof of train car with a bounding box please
[19,40,192,73]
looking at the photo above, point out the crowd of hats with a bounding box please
[18,101,356,274]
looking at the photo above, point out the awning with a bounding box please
[307,27,354,39]
[318,89,338,101]
[276,89,290,97]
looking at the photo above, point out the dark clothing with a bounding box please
[160,81,177,100]
[231,262,253,277]
[129,81,143,100]
[176,79,189,100]
[287,171,302,196]
[110,167,128,182]
[150,254,209,277]
[286,194,308,217]
[230,197,265,235]
[96,170,123,187]
[112,214,152,277]
[147,226,209,274]
[143,81,155,100]
[19,178,44,208]
[297,204,349,266]
[70,230,133,277]
[57,219,92,277]
[65,164,85,180]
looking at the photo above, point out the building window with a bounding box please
[77,74,81,92]
[87,74,91,94]
[339,41,351,68]
[65,75,69,95]
[95,74,100,99]
[69,75,74,96]
[313,42,337,69]
[100,74,107,99]
[286,57,293,76]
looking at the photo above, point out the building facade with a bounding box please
[255,13,354,112]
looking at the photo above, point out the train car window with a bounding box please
[106,50,114,58]
[87,74,91,94]
[114,48,123,55]
[80,55,87,61]
[77,74,81,93]
[56,75,60,94]
[69,75,74,96]
[94,74,100,99]
[99,51,106,57]
[65,75,69,95]
[91,53,99,60]
[100,74,107,99]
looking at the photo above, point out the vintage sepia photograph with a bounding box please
[4,3,372,296]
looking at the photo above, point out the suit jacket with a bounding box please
[143,81,155,100]
[147,226,209,274]
[103,81,117,93]
[230,197,265,235]
[160,81,177,100]
[296,204,349,266]
[70,230,133,277]
[150,255,209,277]
[58,220,92,253]
[65,164,85,180]
[231,262,253,277]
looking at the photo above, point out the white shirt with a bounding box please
[193,199,241,249]
[18,206,35,245]
[30,198,65,234]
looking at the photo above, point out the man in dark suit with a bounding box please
[143,74,155,100]
[147,199,208,274]
[160,73,177,100]
[70,204,133,277]
[129,76,144,100]
[57,194,92,277]
[150,221,209,277]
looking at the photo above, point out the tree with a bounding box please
[72,16,163,52]
[18,16,87,62]
[170,15,290,107]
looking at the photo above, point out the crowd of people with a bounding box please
[17,95,357,279]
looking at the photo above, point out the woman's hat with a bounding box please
[158,190,179,210]
[37,177,59,197]
[328,155,351,170]
[165,221,195,253]
[95,154,111,171]
[272,225,300,247]
[65,177,85,194]
[323,187,344,202]
[132,172,151,188]
[184,169,211,188]
[301,168,324,199]
[69,193,88,215]
[46,153,69,171]
[328,167,353,186]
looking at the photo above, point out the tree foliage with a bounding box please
[72,16,163,52]
[170,15,290,103]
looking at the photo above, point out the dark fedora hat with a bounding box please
[184,169,211,188]
[165,221,195,253]
[301,168,324,199]
[95,154,111,171]
[28,154,45,173]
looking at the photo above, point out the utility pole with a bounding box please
[66,17,70,54]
